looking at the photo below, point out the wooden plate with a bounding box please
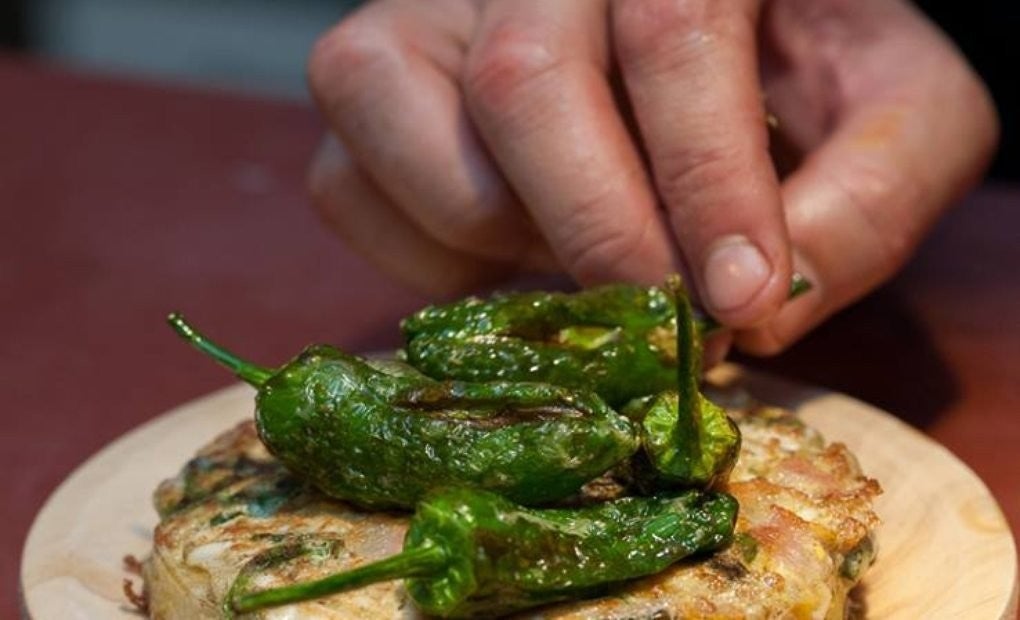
[21,365,1018,619]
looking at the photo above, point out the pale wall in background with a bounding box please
[27,0,357,100]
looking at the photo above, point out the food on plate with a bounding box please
[619,276,739,490]
[144,403,879,618]
[169,313,638,510]
[229,487,737,617]
[402,274,809,407]
[402,282,680,407]
[164,278,738,510]
[144,276,878,618]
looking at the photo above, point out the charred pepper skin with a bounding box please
[401,284,681,407]
[401,275,810,407]
[259,347,639,509]
[229,487,739,618]
[168,315,639,511]
[622,277,741,491]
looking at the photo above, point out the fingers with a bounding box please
[309,137,513,298]
[463,0,678,286]
[611,0,791,328]
[736,1,998,354]
[307,0,540,265]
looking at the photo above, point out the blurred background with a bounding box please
[0,0,355,101]
[0,0,1016,179]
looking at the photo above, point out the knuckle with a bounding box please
[613,0,712,64]
[565,227,644,284]
[464,21,564,115]
[307,18,401,111]
[614,0,708,41]
[557,197,652,281]
[656,144,743,209]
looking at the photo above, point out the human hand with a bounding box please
[307,0,997,355]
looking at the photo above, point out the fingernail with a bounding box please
[703,236,771,313]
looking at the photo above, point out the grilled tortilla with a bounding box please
[143,395,880,619]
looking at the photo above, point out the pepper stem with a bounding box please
[666,275,701,444]
[230,545,448,614]
[166,313,274,386]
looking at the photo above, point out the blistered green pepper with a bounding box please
[168,314,638,510]
[622,277,740,490]
[401,283,676,407]
[401,275,809,406]
[228,487,738,618]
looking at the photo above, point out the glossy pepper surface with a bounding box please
[401,284,679,407]
[622,277,740,490]
[228,487,739,618]
[168,314,638,510]
[401,275,810,407]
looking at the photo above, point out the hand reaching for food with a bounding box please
[306,0,997,355]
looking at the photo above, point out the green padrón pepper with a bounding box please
[168,314,638,510]
[401,274,810,406]
[623,277,740,490]
[228,487,739,618]
[402,283,677,406]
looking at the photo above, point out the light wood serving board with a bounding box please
[20,365,1018,619]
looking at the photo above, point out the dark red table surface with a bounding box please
[3,55,1018,618]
